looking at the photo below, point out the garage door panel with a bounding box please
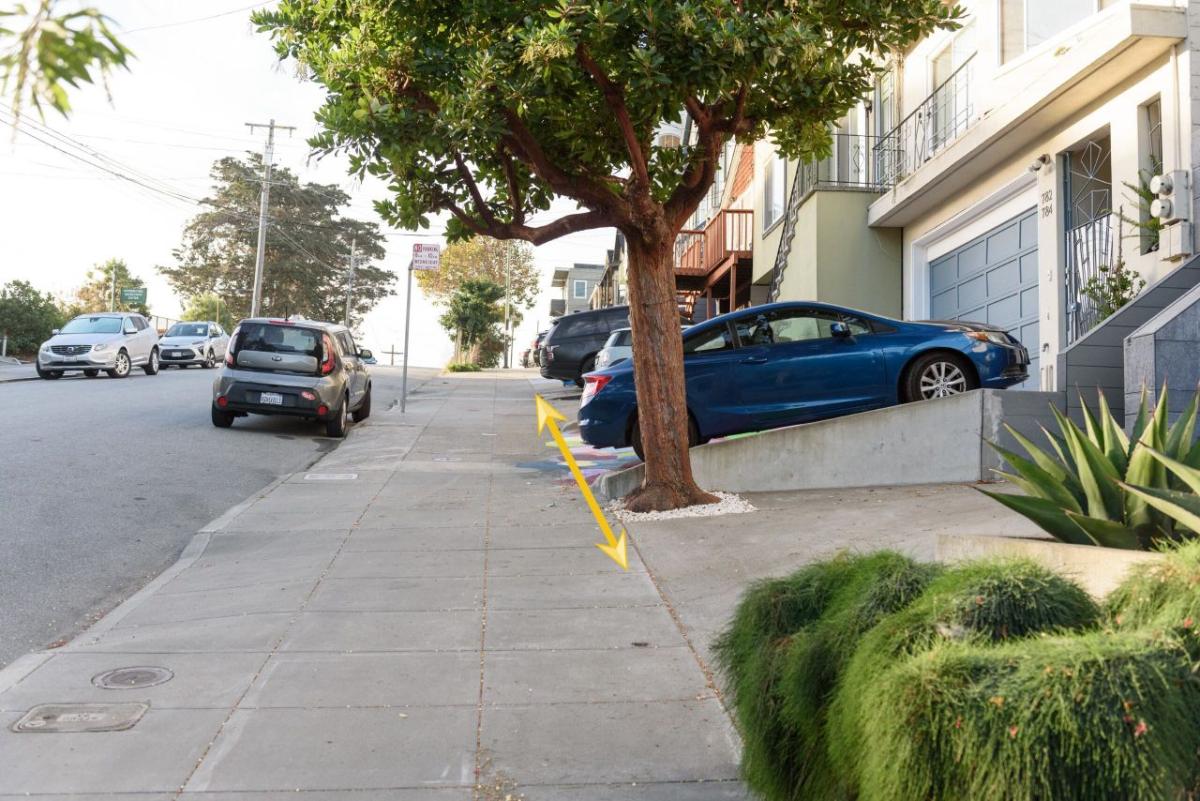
[931,288,960,319]
[956,241,987,278]
[958,274,988,309]
[987,259,1021,295]
[930,256,959,293]
[929,208,1039,390]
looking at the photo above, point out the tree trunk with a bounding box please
[622,236,719,512]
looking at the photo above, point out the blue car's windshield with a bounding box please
[60,316,122,335]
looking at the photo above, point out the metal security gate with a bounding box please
[929,209,1040,389]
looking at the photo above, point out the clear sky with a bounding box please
[0,1,615,366]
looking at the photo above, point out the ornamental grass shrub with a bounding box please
[856,631,1200,801]
[826,559,1099,795]
[1107,540,1200,641]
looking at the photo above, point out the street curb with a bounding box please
[199,474,290,533]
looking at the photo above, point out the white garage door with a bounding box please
[929,209,1039,389]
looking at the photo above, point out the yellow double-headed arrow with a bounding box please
[535,394,629,570]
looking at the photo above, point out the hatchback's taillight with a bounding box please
[580,373,612,407]
[320,334,337,375]
[225,328,240,367]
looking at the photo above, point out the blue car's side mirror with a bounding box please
[830,322,852,339]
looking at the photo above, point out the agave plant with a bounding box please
[981,386,1200,550]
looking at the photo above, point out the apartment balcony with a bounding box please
[797,133,885,201]
[869,2,1186,228]
[674,209,754,277]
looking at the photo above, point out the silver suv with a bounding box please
[211,317,373,438]
[36,312,161,379]
[160,320,230,368]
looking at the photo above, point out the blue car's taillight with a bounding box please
[580,373,612,407]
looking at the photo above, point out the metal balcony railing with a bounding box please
[674,209,754,277]
[795,134,885,201]
[874,52,977,188]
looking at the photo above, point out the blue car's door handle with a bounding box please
[740,356,768,364]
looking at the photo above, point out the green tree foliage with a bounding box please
[0,0,131,124]
[255,0,960,510]
[439,279,504,364]
[416,238,539,311]
[70,257,147,316]
[180,292,236,331]
[159,154,396,327]
[0,278,63,354]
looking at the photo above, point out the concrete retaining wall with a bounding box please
[936,533,1164,598]
[594,388,1064,501]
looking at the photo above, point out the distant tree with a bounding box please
[439,279,504,364]
[257,0,960,511]
[416,238,539,310]
[71,257,148,316]
[0,278,62,355]
[0,0,132,125]
[180,292,236,331]
[160,154,395,327]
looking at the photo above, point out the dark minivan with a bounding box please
[539,305,630,386]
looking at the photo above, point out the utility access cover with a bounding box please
[13,703,148,733]
[304,473,358,481]
[92,666,174,690]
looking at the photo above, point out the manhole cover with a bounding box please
[304,472,358,481]
[92,666,174,690]
[13,703,148,733]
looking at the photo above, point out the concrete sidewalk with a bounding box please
[0,370,745,799]
[0,362,35,382]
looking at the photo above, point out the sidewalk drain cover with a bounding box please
[304,472,358,481]
[13,703,148,733]
[92,666,174,689]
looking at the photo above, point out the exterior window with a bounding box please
[734,309,871,346]
[572,279,587,299]
[763,154,786,231]
[1139,98,1163,254]
[1001,0,1114,63]
[930,20,975,90]
[874,69,896,138]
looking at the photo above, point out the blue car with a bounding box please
[578,301,1030,459]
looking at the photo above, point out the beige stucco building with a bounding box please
[760,0,1196,395]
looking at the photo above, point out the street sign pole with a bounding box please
[402,243,441,413]
[400,262,414,413]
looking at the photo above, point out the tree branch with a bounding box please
[575,42,649,186]
[664,126,723,230]
[452,152,496,225]
[499,106,628,223]
[497,144,525,225]
[437,192,610,246]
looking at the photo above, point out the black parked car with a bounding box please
[539,306,630,386]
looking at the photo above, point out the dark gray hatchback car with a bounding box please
[211,317,373,438]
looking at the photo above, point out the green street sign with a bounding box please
[119,287,147,305]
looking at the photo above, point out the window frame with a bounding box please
[1000,0,1107,66]
[572,279,588,299]
[731,307,874,348]
[683,322,738,356]
[762,153,787,233]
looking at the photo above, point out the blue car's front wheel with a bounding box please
[903,352,978,402]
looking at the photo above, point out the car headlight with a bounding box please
[39,343,51,353]
[965,331,1012,346]
[92,342,109,352]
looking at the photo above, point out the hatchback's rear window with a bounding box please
[237,323,320,356]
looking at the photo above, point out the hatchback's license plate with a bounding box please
[260,392,284,406]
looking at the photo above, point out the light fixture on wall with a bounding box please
[1027,154,1052,173]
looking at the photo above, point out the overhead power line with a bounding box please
[122,2,273,34]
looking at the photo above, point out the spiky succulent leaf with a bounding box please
[1053,406,1122,520]
[1129,385,1151,454]
[1118,483,1200,537]
[1041,425,1075,474]
[987,441,1082,513]
[1145,448,1200,496]
[1166,388,1198,463]
[1097,391,1130,473]
[1065,511,1143,550]
[976,488,1097,546]
[1005,424,1083,502]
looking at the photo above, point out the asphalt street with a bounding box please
[0,363,439,667]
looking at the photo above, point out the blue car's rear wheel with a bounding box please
[631,415,700,463]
